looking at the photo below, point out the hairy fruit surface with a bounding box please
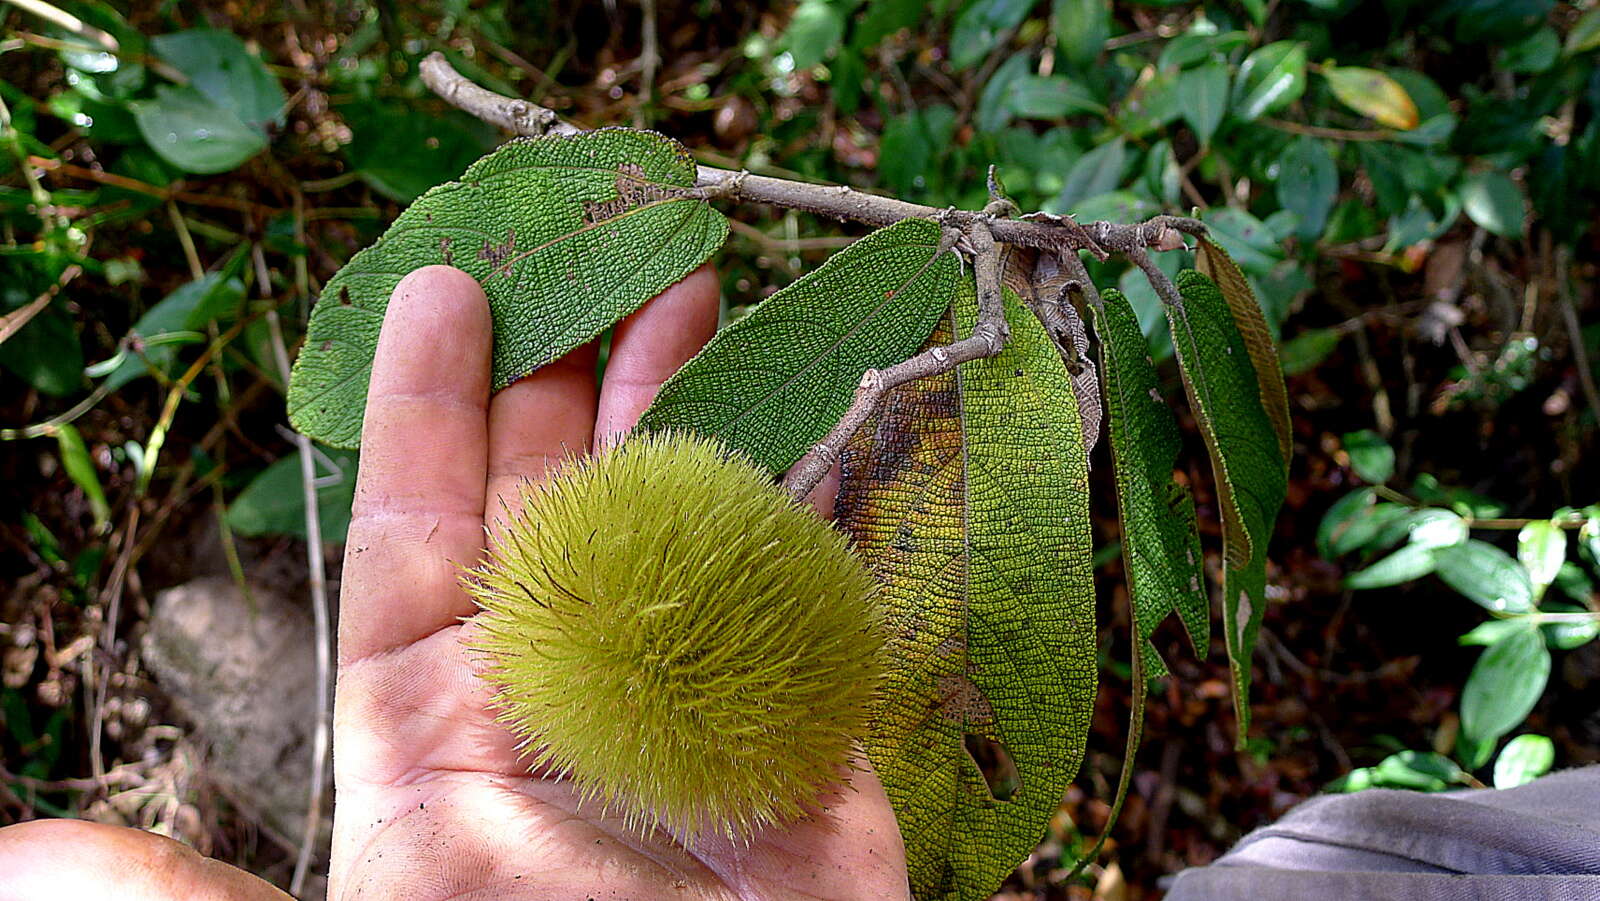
[464,430,884,841]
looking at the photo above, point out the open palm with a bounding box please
[0,265,908,901]
[328,264,908,901]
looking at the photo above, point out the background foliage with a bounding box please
[1,0,1596,897]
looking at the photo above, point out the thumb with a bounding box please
[0,819,293,901]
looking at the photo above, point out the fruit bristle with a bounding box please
[463,430,884,841]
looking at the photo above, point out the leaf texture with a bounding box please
[837,284,1096,900]
[1163,271,1287,739]
[637,218,956,473]
[1000,245,1102,457]
[1089,288,1208,680]
[1195,237,1292,471]
[287,128,729,448]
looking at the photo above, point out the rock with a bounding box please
[140,577,329,849]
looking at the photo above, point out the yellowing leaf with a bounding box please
[1323,65,1419,130]
[838,286,1096,900]
[637,218,955,473]
[288,128,729,448]
[1195,237,1292,471]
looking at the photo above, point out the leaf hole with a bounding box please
[963,733,1020,802]
[338,286,351,306]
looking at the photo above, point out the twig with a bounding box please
[1124,245,1183,307]
[1554,245,1600,419]
[726,217,856,252]
[781,222,1010,499]
[417,53,1204,259]
[1259,116,1393,142]
[635,0,658,128]
[167,201,204,282]
[28,156,269,214]
[1,0,118,51]
[266,299,331,896]
[0,263,80,345]
[415,51,1213,501]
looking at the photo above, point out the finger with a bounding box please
[594,263,720,447]
[0,820,292,901]
[804,460,842,520]
[340,265,491,665]
[484,341,599,524]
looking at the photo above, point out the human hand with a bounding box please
[0,265,908,900]
[325,264,908,899]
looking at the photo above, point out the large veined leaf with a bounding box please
[1195,237,1291,471]
[1089,288,1208,680]
[1164,270,1287,739]
[637,218,956,473]
[836,285,1096,900]
[287,128,729,448]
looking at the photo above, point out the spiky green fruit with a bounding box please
[464,430,884,841]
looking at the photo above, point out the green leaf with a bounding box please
[1459,618,1528,647]
[836,286,1095,900]
[1280,327,1341,375]
[1345,543,1437,588]
[1517,519,1565,600]
[1372,750,1467,791]
[1318,488,1380,557]
[1275,137,1337,241]
[1406,509,1469,549]
[1090,289,1208,679]
[1006,75,1105,119]
[339,99,493,203]
[0,302,82,397]
[107,273,246,390]
[55,424,109,532]
[950,0,1037,70]
[638,218,954,474]
[1052,0,1109,69]
[781,0,846,69]
[1050,137,1126,211]
[1493,734,1555,788]
[1322,66,1419,130]
[1341,428,1394,483]
[1200,207,1285,275]
[1195,239,1292,470]
[287,129,729,449]
[1159,29,1248,69]
[1231,42,1307,122]
[1177,62,1229,146]
[976,54,1031,133]
[1434,540,1535,614]
[1459,171,1525,239]
[1116,66,1182,138]
[1540,597,1599,650]
[853,0,926,48]
[1565,6,1600,55]
[131,84,269,174]
[226,446,359,543]
[1499,27,1561,73]
[1164,271,1288,739]
[879,106,958,197]
[1580,508,1600,569]
[1460,626,1550,748]
[151,28,285,130]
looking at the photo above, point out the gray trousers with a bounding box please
[1166,765,1600,900]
